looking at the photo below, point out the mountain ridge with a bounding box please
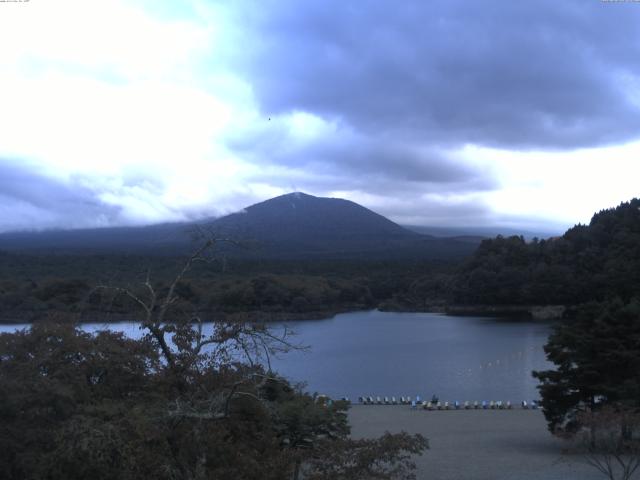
[0,192,474,260]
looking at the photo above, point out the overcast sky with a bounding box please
[1,0,639,233]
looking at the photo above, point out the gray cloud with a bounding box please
[212,0,640,230]
[234,0,640,149]
[0,160,122,232]
[236,130,491,184]
[375,196,494,227]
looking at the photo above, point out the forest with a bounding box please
[0,253,454,323]
[451,198,640,309]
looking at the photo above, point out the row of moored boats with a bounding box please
[357,396,541,409]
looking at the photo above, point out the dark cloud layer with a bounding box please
[231,120,495,190]
[236,0,640,149]
[0,161,121,232]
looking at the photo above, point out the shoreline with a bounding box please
[0,304,566,325]
[0,307,360,325]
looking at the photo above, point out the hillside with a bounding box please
[0,192,477,260]
[451,198,640,306]
[0,222,191,255]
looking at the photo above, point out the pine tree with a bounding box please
[533,298,640,435]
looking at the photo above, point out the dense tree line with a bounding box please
[0,254,454,322]
[0,273,378,322]
[452,198,640,306]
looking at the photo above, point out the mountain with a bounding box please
[210,192,419,258]
[0,192,477,260]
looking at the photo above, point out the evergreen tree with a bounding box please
[533,299,640,434]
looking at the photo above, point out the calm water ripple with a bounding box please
[270,310,553,402]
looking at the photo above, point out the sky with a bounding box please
[1,0,639,234]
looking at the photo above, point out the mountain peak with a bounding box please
[267,191,317,205]
[247,192,359,214]
[281,191,314,199]
[262,191,334,205]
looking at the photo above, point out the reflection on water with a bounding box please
[0,310,554,402]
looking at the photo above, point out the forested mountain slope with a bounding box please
[452,198,640,305]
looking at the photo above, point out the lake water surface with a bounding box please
[1,310,553,403]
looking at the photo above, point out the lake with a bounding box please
[0,310,553,403]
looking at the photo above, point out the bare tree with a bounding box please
[576,406,640,480]
[96,235,302,418]
[88,234,427,480]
